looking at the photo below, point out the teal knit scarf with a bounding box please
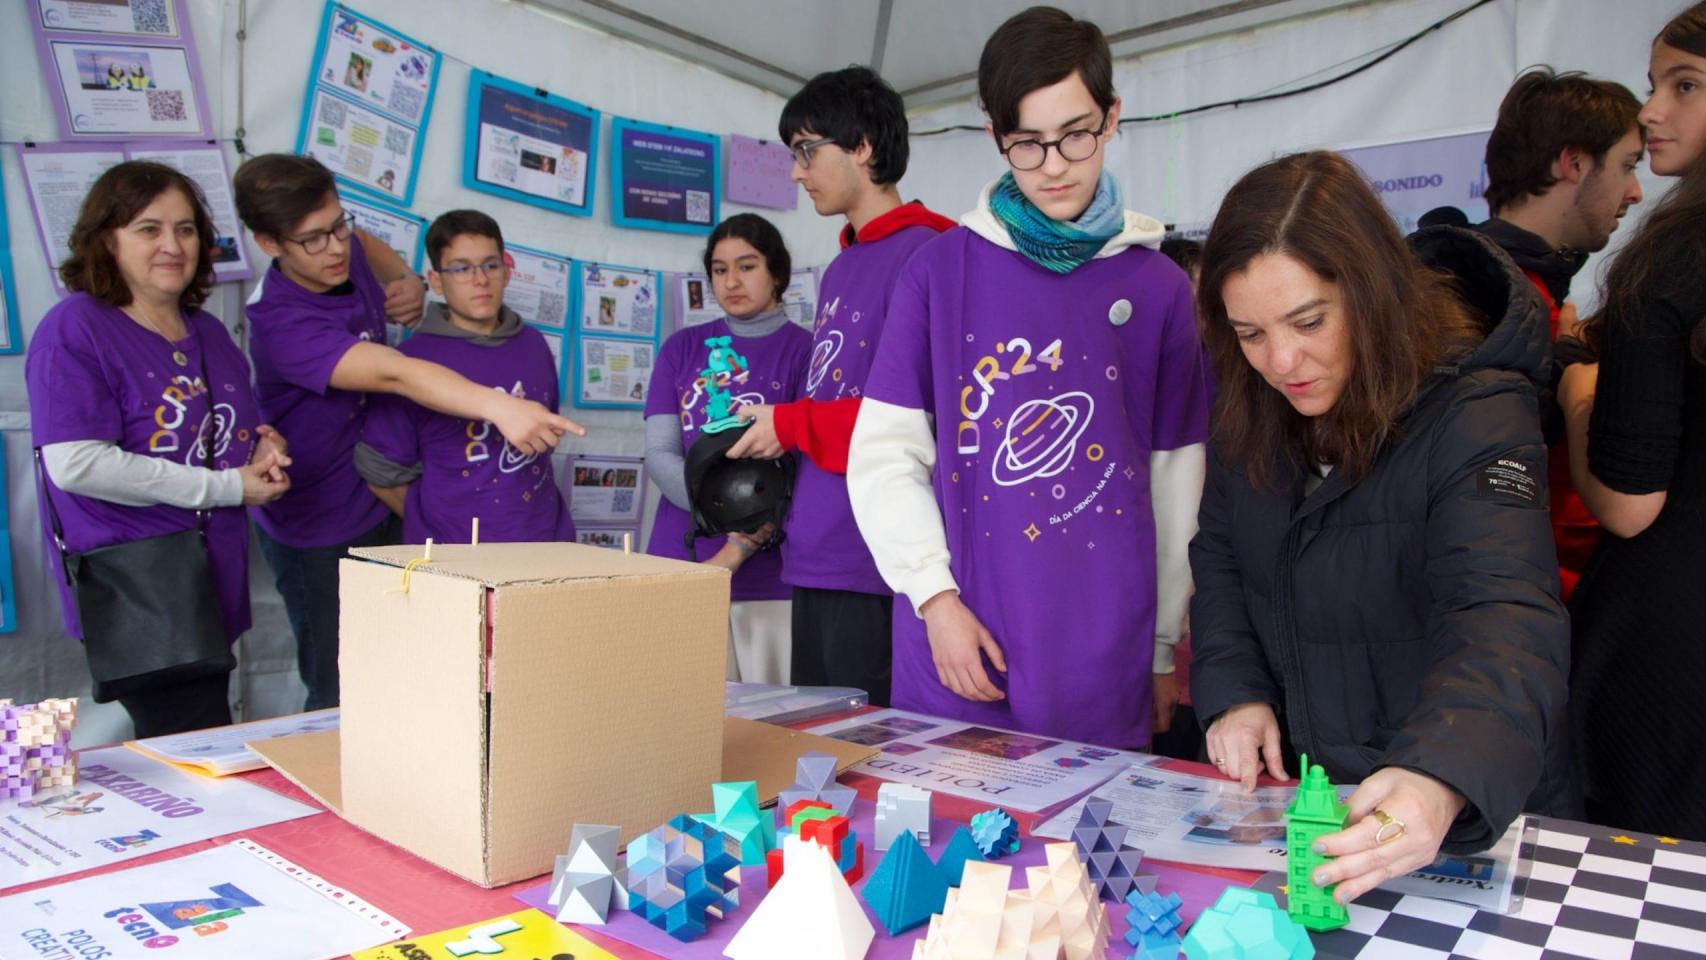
[987,171,1125,274]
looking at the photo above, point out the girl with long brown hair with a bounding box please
[1564,1,1706,839]
[1191,150,1571,905]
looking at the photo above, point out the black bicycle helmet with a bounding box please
[682,426,796,546]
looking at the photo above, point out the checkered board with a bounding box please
[1250,816,1706,959]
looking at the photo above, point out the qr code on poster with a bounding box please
[611,489,635,514]
[131,0,171,34]
[384,126,412,156]
[146,89,187,123]
[538,293,567,324]
[685,190,710,224]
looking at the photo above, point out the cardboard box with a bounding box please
[329,542,730,887]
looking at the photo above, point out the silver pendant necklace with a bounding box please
[124,304,189,366]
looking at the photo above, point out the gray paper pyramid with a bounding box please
[551,823,624,924]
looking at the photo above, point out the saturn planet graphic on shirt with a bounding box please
[806,329,844,395]
[992,391,1095,487]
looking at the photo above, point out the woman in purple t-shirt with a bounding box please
[232,155,585,711]
[27,162,293,737]
[644,214,812,683]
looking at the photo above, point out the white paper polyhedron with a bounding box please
[724,834,874,960]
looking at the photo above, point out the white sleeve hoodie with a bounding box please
[847,177,1204,672]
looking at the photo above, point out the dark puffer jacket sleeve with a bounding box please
[1386,387,1569,852]
[1188,444,1282,725]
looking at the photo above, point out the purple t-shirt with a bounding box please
[863,229,1210,748]
[361,323,574,545]
[783,225,941,595]
[644,317,812,601]
[26,293,261,641]
[246,237,391,548]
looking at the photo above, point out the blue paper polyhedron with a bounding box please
[1124,888,1186,958]
[625,814,742,942]
[969,807,1020,860]
[1183,887,1315,960]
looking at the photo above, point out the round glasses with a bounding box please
[439,259,507,282]
[285,212,356,255]
[999,116,1109,172]
[789,136,838,169]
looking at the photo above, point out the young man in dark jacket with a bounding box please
[1475,67,1645,600]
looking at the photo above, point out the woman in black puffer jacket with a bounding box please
[1189,151,1571,908]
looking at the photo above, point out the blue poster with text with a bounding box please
[619,126,716,228]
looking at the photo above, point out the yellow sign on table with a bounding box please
[353,908,621,959]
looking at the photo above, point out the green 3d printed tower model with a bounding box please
[1284,754,1350,931]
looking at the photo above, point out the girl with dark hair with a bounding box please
[643,214,812,682]
[26,161,293,736]
[1190,150,1571,904]
[1564,0,1706,840]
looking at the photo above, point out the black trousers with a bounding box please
[257,513,401,710]
[790,587,893,707]
[117,674,232,738]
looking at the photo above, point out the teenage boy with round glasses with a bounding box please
[847,8,1210,749]
[355,209,575,547]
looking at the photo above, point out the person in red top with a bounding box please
[1472,67,1645,599]
[726,66,953,705]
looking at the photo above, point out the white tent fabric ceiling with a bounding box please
[528,0,1365,107]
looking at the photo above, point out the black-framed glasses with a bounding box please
[789,136,838,169]
[285,212,356,255]
[999,115,1109,172]
[438,259,507,282]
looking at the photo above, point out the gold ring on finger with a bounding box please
[1372,808,1406,845]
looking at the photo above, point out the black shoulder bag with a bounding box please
[34,334,235,702]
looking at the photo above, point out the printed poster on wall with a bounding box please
[464,70,598,218]
[0,437,17,632]
[673,272,720,330]
[15,143,121,295]
[295,3,440,206]
[781,267,818,328]
[0,178,22,356]
[0,839,405,959]
[670,267,817,335]
[724,132,797,210]
[575,335,653,410]
[529,325,566,403]
[609,116,718,235]
[36,0,185,37]
[126,142,253,282]
[341,193,426,273]
[576,261,658,339]
[16,142,251,296]
[503,244,572,329]
[565,455,644,525]
[0,746,315,885]
[1339,129,1491,232]
[30,0,212,140]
